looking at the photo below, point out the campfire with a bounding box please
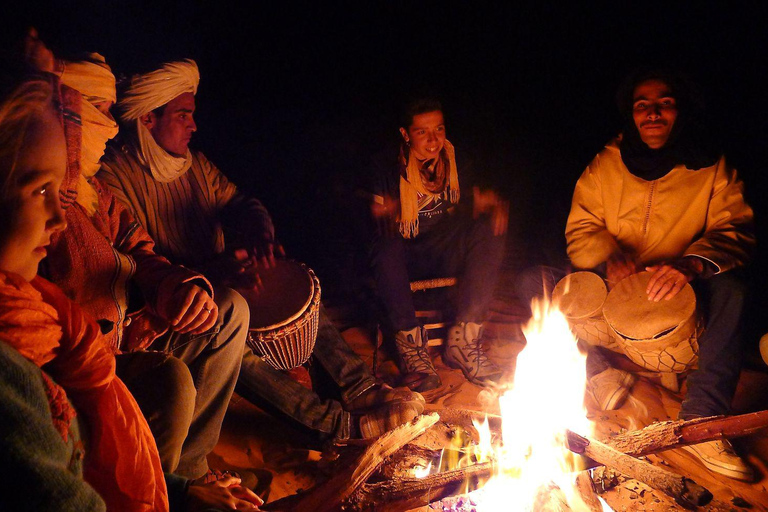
[444,297,599,511]
[382,297,611,512]
[263,298,768,512]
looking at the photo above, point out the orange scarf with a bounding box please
[0,272,168,512]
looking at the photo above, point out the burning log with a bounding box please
[348,461,494,511]
[432,408,501,431]
[566,430,712,510]
[263,413,439,512]
[605,410,768,456]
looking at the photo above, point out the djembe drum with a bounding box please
[552,271,615,348]
[602,271,702,374]
[238,260,321,370]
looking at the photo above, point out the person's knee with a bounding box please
[369,234,406,264]
[709,271,747,297]
[151,357,196,432]
[700,271,748,312]
[469,215,505,258]
[516,265,560,304]
[214,287,250,332]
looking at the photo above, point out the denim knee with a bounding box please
[211,287,250,349]
[155,356,196,435]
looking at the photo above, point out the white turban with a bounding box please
[60,54,119,214]
[60,53,117,103]
[119,59,200,121]
[118,59,200,183]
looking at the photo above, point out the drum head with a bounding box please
[238,260,314,330]
[553,271,607,320]
[603,271,696,340]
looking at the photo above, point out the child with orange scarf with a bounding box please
[0,67,167,511]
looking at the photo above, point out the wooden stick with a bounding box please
[348,461,494,511]
[264,413,439,512]
[433,408,502,429]
[605,410,768,456]
[410,277,457,292]
[566,430,712,510]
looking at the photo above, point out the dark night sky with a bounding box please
[8,1,768,314]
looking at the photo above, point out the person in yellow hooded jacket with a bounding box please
[566,69,755,482]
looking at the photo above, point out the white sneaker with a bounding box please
[587,368,636,411]
[682,439,754,482]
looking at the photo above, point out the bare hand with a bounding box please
[159,283,218,334]
[645,258,702,302]
[187,475,263,511]
[249,232,284,269]
[605,252,639,289]
[371,195,399,238]
[473,186,509,236]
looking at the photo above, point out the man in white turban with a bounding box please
[100,60,425,447]
[29,50,250,486]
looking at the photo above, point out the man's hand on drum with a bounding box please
[249,232,285,269]
[159,283,218,334]
[645,257,704,302]
[605,251,640,289]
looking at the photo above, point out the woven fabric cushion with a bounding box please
[603,271,696,341]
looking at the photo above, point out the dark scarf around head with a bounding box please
[617,70,719,181]
[619,113,718,181]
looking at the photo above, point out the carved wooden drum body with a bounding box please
[602,271,702,373]
[238,260,321,370]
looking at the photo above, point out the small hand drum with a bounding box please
[602,271,702,373]
[552,271,614,348]
[238,260,321,370]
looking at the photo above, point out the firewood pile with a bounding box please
[261,410,768,511]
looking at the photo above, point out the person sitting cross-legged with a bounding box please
[98,59,425,448]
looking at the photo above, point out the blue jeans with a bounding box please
[119,287,249,479]
[236,304,378,448]
[370,213,506,331]
[680,271,747,418]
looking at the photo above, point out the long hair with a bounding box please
[0,75,54,200]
